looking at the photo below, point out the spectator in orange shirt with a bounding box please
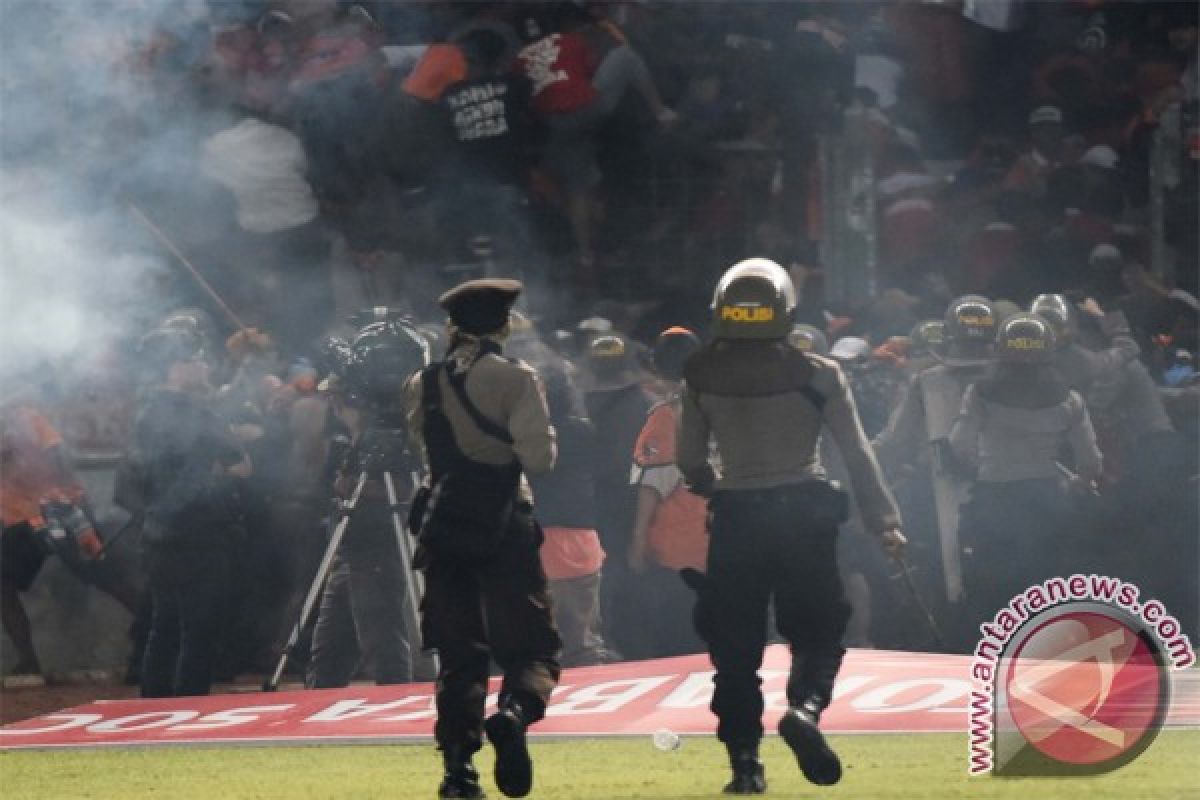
[1,401,104,677]
[627,327,707,658]
[402,42,468,103]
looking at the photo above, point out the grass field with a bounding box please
[2,732,1197,799]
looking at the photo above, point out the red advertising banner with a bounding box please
[2,647,1196,750]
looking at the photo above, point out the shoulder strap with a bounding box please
[445,361,515,445]
[419,363,477,480]
[420,362,443,408]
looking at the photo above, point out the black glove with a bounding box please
[684,465,718,498]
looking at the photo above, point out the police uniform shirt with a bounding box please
[403,339,556,503]
[949,385,1102,484]
[1055,310,1139,392]
[677,344,901,534]
[872,363,988,475]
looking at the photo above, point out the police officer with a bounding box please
[873,296,998,609]
[677,259,905,794]
[905,319,946,374]
[404,279,561,800]
[1031,293,1139,387]
[1033,298,1191,630]
[787,324,829,356]
[949,313,1102,623]
[1030,292,1167,476]
[134,327,249,697]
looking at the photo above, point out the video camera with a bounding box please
[321,308,431,475]
[321,308,430,414]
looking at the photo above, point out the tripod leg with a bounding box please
[382,470,438,675]
[264,471,368,691]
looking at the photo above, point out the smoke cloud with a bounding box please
[0,0,239,385]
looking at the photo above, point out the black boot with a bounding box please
[484,702,533,798]
[778,699,842,786]
[722,743,766,795]
[438,746,484,799]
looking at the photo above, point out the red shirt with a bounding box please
[517,33,598,115]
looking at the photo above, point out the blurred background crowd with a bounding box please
[0,0,1196,693]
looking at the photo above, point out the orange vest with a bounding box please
[633,402,708,572]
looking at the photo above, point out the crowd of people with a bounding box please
[0,1,1197,698]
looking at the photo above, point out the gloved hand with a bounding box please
[878,527,907,561]
[684,465,718,498]
[77,528,104,560]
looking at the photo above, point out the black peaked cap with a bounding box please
[438,279,523,335]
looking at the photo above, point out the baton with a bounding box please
[895,555,946,649]
[1055,461,1100,496]
[127,203,249,332]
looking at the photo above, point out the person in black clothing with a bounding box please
[305,375,414,689]
[212,330,292,678]
[441,29,536,189]
[581,333,655,661]
[528,364,611,667]
[438,29,538,271]
[134,328,249,698]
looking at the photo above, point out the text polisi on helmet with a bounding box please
[711,258,797,340]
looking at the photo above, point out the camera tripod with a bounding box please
[264,441,430,691]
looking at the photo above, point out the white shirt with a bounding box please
[201,118,318,235]
[855,54,903,110]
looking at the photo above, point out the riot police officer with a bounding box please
[950,313,1102,623]
[873,296,998,611]
[677,259,905,794]
[404,279,561,800]
[905,319,946,374]
[1031,293,1139,391]
[787,324,829,356]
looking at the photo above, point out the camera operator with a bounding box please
[404,279,561,800]
[134,327,249,698]
[304,367,415,689]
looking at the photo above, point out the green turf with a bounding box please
[1,732,1197,799]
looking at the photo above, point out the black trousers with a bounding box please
[307,535,413,688]
[419,510,562,753]
[698,487,851,746]
[960,478,1067,628]
[141,545,229,698]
